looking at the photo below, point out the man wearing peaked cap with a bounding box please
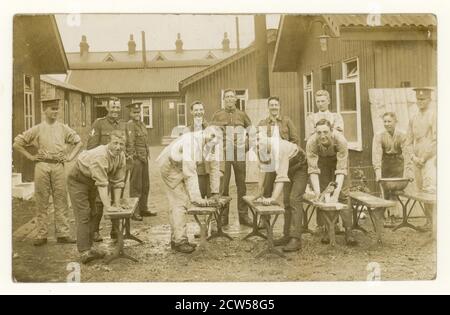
[407,87,436,235]
[126,102,156,221]
[13,98,83,246]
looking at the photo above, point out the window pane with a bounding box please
[143,106,150,116]
[345,60,358,77]
[339,82,357,111]
[178,105,185,115]
[144,116,150,126]
[24,76,32,90]
[341,112,358,142]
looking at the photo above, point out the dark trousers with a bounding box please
[317,156,352,229]
[67,165,97,253]
[130,158,150,213]
[283,166,309,239]
[198,174,211,198]
[382,154,404,199]
[220,160,248,220]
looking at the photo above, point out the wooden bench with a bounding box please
[348,191,396,245]
[243,196,285,258]
[392,190,436,232]
[103,197,143,264]
[187,206,217,258]
[313,201,347,247]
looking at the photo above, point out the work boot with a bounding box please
[80,249,105,264]
[321,234,330,245]
[132,213,143,221]
[345,229,358,246]
[93,232,103,242]
[57,237,76,244]
[239,214,253,228]
[33,239,47,247]
[283,238,302,252]
[172,242,196,254]
[141,210,157,217]
[274,236,291,246]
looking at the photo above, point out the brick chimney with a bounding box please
[222,32,230,52]
[175,33,183,53]
[128,34,136,55]
[79,35,89,57]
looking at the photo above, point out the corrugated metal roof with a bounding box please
[41,75,87,93]
[67,48,238,69]
[333,14,436,28]
[66,67,207,94]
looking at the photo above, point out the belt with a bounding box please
[40,159,63,164]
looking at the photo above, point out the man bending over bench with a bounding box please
[306,119,357,246]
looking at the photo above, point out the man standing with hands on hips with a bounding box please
[126,102,156,221]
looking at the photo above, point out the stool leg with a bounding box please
[242,206,267,241]
[124,218,144,244]
[323,212,338,247]
[256,215,285,259]
[371,208,385,245]
[106,219,139,264]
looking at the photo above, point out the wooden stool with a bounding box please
[207,197,233,241]
[302,198,316,235]
[348,191,396,245]
[314,202,347,247]
[187,206,216,257]
[243,196,285,258]
[104,197,143,264]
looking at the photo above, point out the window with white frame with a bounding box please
[177,103,187,126]
[337,58,362,151]
[221,89,248,111]
[23,75,35,130]
[133,98,153,128]
[303,72,314,138]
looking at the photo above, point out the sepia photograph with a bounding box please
[8,8,441,286]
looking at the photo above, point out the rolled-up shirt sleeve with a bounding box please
[14,125,39,147]
[372,133,383,172]
[334,133,349,176]
[306,137,320,175]
[63,124,81,145]
[110,155,126,189]
[274,141,294,183]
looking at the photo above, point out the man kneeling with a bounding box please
[67,130,127,264]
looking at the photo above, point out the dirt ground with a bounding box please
[12,147,436,283]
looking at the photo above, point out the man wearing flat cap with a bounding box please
[86,96,126,241]
[407,87,437,232]
[13,98,83,246]
[126,102,156,221]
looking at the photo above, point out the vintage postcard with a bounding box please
[3,0,450,295]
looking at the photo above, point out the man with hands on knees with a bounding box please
[67,130,128,264]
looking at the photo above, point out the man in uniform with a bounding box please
[307,90,344,138]
[86,96,126,241]
[306,119,357,246]
[126,102,156,221]
[407,88,437,233]
[210,89,252,227]
[67,130,127,264]
[13,98,83,246]
[156,127,222,253]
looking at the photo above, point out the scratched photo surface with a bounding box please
[12,13,437,282]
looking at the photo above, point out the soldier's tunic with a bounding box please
[14,121,81,240]
[156,132,221,245]
[86,116,126,233]
[126,119,150,214]
[408,108,437,193]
